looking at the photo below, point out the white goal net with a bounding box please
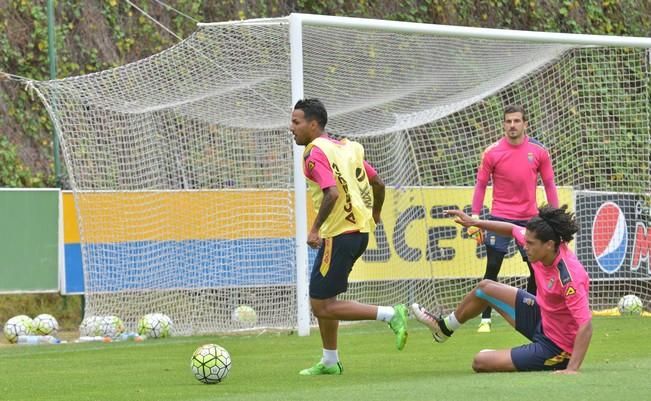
[31,15,650,335]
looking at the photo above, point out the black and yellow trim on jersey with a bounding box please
[544,351,571,366]
[319,237,333,277]
[557,259,576,297]
[556,259,573,286]
[302,146,312,160]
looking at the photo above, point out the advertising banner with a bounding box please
[62,186,574,292]
[350,186,574,280]
[574,191,650,279]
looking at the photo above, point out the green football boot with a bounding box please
[299,361,344,376]
[388,304,408,350]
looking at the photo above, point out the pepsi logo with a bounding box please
[592,202,628,273]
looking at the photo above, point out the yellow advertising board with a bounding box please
[63,190,295,243]
[348,186,573,280]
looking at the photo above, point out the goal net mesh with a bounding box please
[32,18,650,334]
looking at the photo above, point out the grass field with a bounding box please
[0,316,648,401]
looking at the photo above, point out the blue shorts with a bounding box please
[309,232,369,299]
[484,215,528,261]
[510,289,571,371]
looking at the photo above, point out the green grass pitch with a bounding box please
[0,316,648,401]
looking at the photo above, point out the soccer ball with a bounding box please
[138,313,172,338]
[3,315,34,343]
[617,294,643,316]
[79,316,103,337]
[191,344,231,384]
[157,313,173,328]
[232,305,257,325]
[33,314,59,336]
[99,315,125,338]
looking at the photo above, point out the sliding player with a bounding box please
[413,206,592,374]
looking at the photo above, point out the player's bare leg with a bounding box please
[317,317,339,350]
[300,297,397,375]
[472,349,516,372]
[313,298,406,349]
[455,280,517,328]
[413,280,517,342]
[310,297,408,350]
[299,298,345,375]
[310,298,377,320]
[414,280,518,371]
[454,280,520,371]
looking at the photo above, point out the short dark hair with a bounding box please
[504,105,527,121]
[294,98,328,129]
[526,204,579,249]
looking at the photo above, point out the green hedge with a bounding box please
[0,0,649,187]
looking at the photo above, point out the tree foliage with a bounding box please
[0,0,649,187]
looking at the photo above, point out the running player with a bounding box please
[291,98,408,376]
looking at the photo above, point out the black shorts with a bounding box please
[309,232,369,299]
[510,289,571,371]
[484,215,529,261]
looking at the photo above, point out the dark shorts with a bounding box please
[309,232,369,300]
[510,289,571,371]
[484,215,529,261]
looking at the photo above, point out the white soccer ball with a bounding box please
[232,305,257,326]
[3,315,34,343]
[157,313,173,328]
[79,316,103,337]
[138,313,172,338]
[99,315,125,338]
[617,294,643,316]
[191,344,231,384]
[33,313,59,336]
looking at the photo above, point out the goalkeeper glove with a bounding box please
[466,215,484,245]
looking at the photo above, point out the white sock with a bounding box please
[444,312,462,331]
[481,318,492,324]
[321,349,339,367]
[376,306,395,322]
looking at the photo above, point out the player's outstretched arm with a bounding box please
[554,321,593,375]
[445,209,515,237]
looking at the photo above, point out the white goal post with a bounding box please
[31,14,651,337]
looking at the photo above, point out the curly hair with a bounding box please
[526,204,579,248]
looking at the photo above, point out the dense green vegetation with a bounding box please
[1,0,650,187]
[0,293,82,331]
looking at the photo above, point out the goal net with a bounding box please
[31,15,650,334]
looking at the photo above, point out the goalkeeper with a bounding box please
[470,105,558,333]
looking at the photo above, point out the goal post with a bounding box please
[288,13,310,336]
[30,14,651,336]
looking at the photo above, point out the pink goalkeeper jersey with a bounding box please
[304,135,377,189]
[472,136,559,220]
[512,226,591,354]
